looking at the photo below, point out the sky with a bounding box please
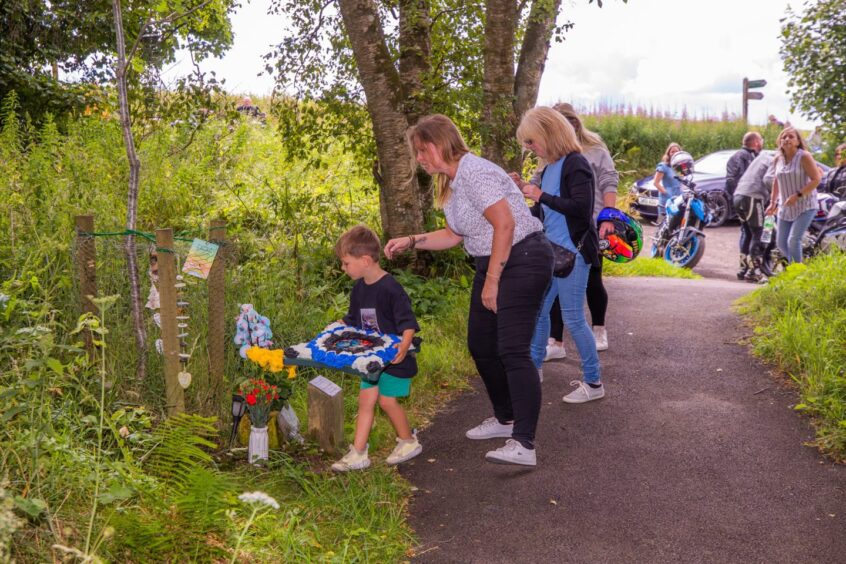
[160,0,812,128]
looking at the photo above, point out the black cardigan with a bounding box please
[534,152,600,268]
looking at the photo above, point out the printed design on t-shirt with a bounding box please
[360,308,380,332]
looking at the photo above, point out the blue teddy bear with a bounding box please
[233,304,273,358]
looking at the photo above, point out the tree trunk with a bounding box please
[398,0,434,221]
[338,0,424,242]
[514,0,563,120]
[481,0,520,172]
[113,0,147,380]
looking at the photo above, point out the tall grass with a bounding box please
[736,253,846,460]
[0,94,474,561]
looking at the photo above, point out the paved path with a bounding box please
[401,276,846,563]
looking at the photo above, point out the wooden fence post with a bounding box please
[74,215,98,355]
[156,228,185,416]
[307,375,344,455]
[208,219,226,411]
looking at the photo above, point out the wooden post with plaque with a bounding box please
[307,375,344,455]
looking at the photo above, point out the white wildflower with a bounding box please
[237,491,279,510]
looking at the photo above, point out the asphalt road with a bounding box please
[401,235,846,563]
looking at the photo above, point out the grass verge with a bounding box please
[735,252,846,461]
[604,257,702,279]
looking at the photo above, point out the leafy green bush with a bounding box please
[736,253,846,460]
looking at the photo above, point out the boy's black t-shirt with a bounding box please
[342,274,420,378]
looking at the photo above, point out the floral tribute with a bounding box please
[238,378,280,428]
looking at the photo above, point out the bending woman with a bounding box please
[515,107,604,404]
[385,114,552,467]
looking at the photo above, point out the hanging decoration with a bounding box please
[182,238,219,280]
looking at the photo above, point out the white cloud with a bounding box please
[539,0,813,128]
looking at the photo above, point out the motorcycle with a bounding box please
[649,177,711,268]
[761,193,846,276]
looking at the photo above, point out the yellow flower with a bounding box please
[246,347,286,373]
[287,366,297,380]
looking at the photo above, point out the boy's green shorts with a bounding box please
[360,372,411,397]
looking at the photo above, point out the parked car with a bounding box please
[630,150,830,228]
[629,150,738,227]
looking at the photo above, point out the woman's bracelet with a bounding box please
[408,235,416,250]
[486,272,500,281]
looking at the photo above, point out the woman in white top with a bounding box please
[765,127,821,264]
[385,114,553,467]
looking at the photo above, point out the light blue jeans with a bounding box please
[777,209,815,264]
[530,254,601,384]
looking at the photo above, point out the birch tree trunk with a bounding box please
[112,0,147,380]
[338,0,424,241]
[481,0,520,171]
[481,0,562,172]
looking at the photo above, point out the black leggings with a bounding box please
[550,259,606,340]
[468,232,553,449]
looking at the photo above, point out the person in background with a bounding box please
[236,96,266,121]
[733,151,775,283]
[653,142,683,224]
[768,115,785,129]
[819,142,846,199]
[513,107,604,405]
[765,127,822,264]
[514,103,618,356]
[386,114,552,467]
[807,126,824,154]
[726,131,764,279]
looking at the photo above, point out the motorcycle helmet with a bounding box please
[670,151,695,177]
[596,207,643,263]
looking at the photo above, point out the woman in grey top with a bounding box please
[765,127,821,264]
[385,114,553,467]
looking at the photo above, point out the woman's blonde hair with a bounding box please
[516,107,582,163]
[406,114,469,208]
[775,126,808,164]
[662,142,682,165]
[552,103,607,150]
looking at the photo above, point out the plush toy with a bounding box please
[233,304,273,358]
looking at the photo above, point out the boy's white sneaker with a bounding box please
[331,445,371,472]
[386,437,422,466]
[485,439,537,466]
[465,417,513,440]
[544,340,566,361]
[593,326,609,351]
[562,381,605,404]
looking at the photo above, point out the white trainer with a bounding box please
[562,380,605,404]
[465,417,513,440]
[386,436,422,466]
[331,445,371,472]
[485,439,537,466]
[593,326,608,351]
[544,340,566,361]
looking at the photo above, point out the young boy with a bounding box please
[331,225,422,471]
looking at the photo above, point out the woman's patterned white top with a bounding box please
[775,148,817,221]
[444,153,543,257]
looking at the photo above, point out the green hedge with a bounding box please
[736,253,846,460]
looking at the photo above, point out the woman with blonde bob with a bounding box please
[765,126,821,264]
[514,103,620,358]
[514,107,604,404]
[384,114,553,467]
